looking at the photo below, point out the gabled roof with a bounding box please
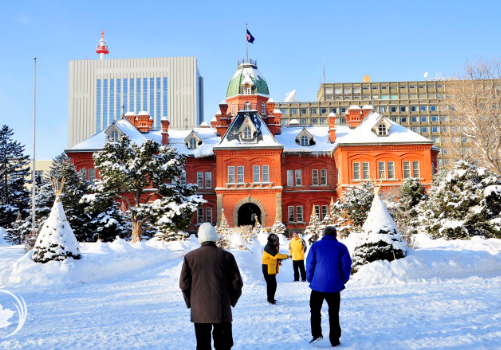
[214,110,281,149]
[335,112,434,145]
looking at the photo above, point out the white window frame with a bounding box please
[88,168,96,182]
[412,161,420,178]
[237,166,244,183]
[353,162,360,180]
[206,207,213,224]
[253,165,260,183]
[320,169,327,185]
[301,135,309,146]
[189,138,197,149]
[197,207,204,223]
[205,172,212,188]
[262,165,269,182]
[288,206,295,222]
[388,162,395,179]
[180,170,186,185]
[287,170,294,186]
[261,102,266,114]
[243,126,252,140]
[362,162,370,180]
[403,161,411,178]
[322,205,328,220]
[312,169,319,185]
[295,170,302,186]
[378,162,386,179]
[296,206,303,222]
[314,205,320,219]
[197,172,204,188]
[228,166,235,183]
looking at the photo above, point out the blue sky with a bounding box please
[1,0,500,160]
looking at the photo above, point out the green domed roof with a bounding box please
[226,60,270,98]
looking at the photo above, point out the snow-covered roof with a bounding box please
[336,112,434,145]
[67,111,434,158]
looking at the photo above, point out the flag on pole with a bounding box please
[246,29,255,43]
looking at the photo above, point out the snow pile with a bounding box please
[1,238,199,291]
[348,234,501,284]
[0,227,6,245]
[32,198,81,263]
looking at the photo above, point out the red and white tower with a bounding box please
[95,30,109,60]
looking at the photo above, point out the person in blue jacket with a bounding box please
[306,226,352,347]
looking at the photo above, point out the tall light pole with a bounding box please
[31,57,36,236]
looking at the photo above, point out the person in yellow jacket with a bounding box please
[262,233,289,304]
[289,231,307,281]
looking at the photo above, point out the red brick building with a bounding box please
[66,59,438,233]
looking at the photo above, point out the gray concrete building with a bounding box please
[68,56,203,148]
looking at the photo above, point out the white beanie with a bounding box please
[198,223,219,244]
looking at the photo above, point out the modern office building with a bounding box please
[68,56,203,148]
[276,77,456,165]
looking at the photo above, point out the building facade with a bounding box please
[276,78,458,166]
[68,56,203,148]
[66,60,438,234]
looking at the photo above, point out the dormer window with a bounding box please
[261,102,266,114]
[300,135,309,146]
[243,126,252,140]
[189,138,197,149]
[372,117,392,137]
[378,124,387,136]
[244,85,251,95]
[105,124,124,142]
[110,130,119,142]
[245,101,251,110]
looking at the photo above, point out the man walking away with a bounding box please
[180,223,243,350]
[289,231,307,281]
[306,226,351,347]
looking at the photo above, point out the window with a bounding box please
[320,169,327,185]
[206,208,213,224]
[263,165,269,182]
[110,130,119,142]
[262,103,266,114]
[330,107,337,114]
[295,170,302,186]
[400,117,407,123]
[388,162,395,179]
[244,85,251,95]
[243,126,252,140]
[245,101,251,110]
[80,168,87,179]
[362,162,370,179]
[228,166,235,183]
[314,205,320,218]
[431,116,439,122]
[410,106,417,112]
[390,106,397,113]
[288,206,295,222]
[413,161,420,178]
[320,108,328,114]
[312,169,319,185]
[237,166,244,183]
[400,106,407,112]
[253,165,260,182]
[89,168,96,182]
[411,127,419,132]
[205,172,212,188]
[180,170,186,185]
[353,162,360,180]
[421,116,428,123]
[300,108,307,114]
[421,127,429,133]
[430,105,437,111]
[322,205,328,220]
[403,161,411,178]
[189,138,197,149]
[411,117,418,123]
[379,106,387,113]
[310,108,317,115]
[296,206,303,222]
[231,104,234,115]
[378,124,387,136]
[197,208,204,223]
[431,126,439,133]
[420,106,428,112]
[290,108,298,115]
[287,170,294,186]
[378,162,386,179]
[197,172,203,187]
[300,135,309,146]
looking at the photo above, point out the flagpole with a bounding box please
[245,23,248,63]
[31,57,36,237]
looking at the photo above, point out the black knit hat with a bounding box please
[267,233,279,243]
[323,226,337,236]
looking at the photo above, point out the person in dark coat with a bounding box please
[262,233,289,304]
[306,225,351,347]
[180,223,243,350]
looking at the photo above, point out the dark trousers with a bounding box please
[310,290,341,345]
[194,322,233,350]
[293,260,306,281]
[262,264,277,301]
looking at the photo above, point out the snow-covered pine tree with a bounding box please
[331,182,374,230]
[416,161,501,239]
[0,125,31,228]
[351,185,407,273]
[270,208,286,236]
[252,215,262,237]
[216,209,231,249]
[93,137,204,242]
[32,179,81,263]
[304,205,321,236]
[392,178,427,245]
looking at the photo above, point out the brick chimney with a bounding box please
[160,117,170,145]
[216,100,229,139]
[136,111,154,132]
[346,105,363,128]
[361,105,374,119]
[327,112,336,143]
[124,112,136,125]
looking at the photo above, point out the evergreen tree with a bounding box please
[270,208,286,236]
[32,179,81,263]
[304,205,321,236]
[0,125,31,228]
[392,178,427,244]
[216,209,231,249]
[416,161,501,239]
[94,137,204,242]
[352,188,407,273]
[331,182,374,229]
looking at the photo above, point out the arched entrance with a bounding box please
[238,203,261,226]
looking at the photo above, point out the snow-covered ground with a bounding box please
[1,232,501,349]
